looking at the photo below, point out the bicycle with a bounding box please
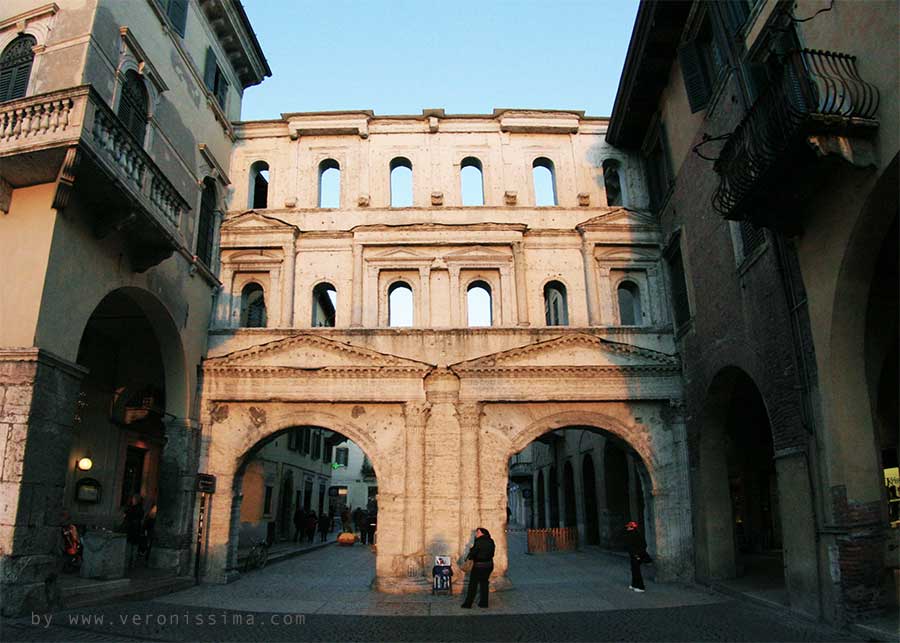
[244,539,268,572]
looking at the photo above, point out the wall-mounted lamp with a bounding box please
[77,456,93,472]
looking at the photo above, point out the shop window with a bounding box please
[617,281,643,326]
[0,35,36,102]
[311,283,337,327]
[318,159,340,208]
[388,282,413,327]
[544,281,569,326]
[533,158,557,206]
[249,161,270,209]
[240,283,267,328]
[460,157,484,206]
[390,157,413,207]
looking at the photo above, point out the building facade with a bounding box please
[0,0,268,615]
[606,0,897,624]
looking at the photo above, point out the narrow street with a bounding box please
[2,531,865,642]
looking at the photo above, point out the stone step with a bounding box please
[62,575,195,609]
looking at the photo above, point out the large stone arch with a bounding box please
[200,402,395,584]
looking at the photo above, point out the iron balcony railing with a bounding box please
[712,49,879,222]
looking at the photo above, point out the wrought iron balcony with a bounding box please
[0,86,190,270]
[712,49,879,231]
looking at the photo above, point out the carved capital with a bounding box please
[455,402,482,428]
[403,401,431,428]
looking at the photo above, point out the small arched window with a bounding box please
[196,178,217,266]
[390,157,413,207]
[532,157,557,206]
[388,281,413,327]
[318,159,340,208]
[460,157,484,206]
[117,70,149,144]
[617,281,643,326]
[312,283,337,327]
[602,159,623,207]
[248,161,270,209]
[0,35,36,103]
[467,280,492,327]
[241,283,267,327]
[544,280,569,326]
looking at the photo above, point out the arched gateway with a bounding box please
[199,332,693,589]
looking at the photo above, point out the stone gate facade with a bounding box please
[200,111,692,590]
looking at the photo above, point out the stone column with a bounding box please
[214,267,234,327]
[456,403,481,552]
[418,266,431,327]
[448,266,461,327]
[581,238,601,326]
[151,418,201,573]
[366,266,380,327]
[402,402,429,570]
[281,235,297,327]
[200,473,238,584]
[597,266,614,325]
[513,241,529,326]
[0,349,87,616]
[498,266,514,325]
[351,242,364,327]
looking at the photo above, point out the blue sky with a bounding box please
[239,0,640,121]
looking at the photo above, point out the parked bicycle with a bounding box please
[244,539,268,572]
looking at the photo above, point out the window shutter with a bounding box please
[0,35,36,102]
[0,67,13,101]
[679,39,711,113]
[215,74,228,109]
[203,47,217,91]
[167,0,189,37]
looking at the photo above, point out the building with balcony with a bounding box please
[606,0,897,624]
[0,0,268,615]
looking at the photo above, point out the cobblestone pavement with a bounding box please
[2,532,866,642]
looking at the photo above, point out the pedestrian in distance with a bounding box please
[461,527,495,609]
[305,510,318,543]
[366,511,377,545]
[317,512,330,542]
[356,508,369,544]
[625,520,651,593]
[123,495,144,568]
[293,507,304,543]
[341,507,351,533]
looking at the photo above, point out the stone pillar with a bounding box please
[351,242,364,327]
[281,236,297,327]
[151,418,200,573]
[457,403,481,552]
[448,266,461,327]
[581,238,601,326]
[402,402,429,571]
[214,267,234,327]
[200,472,237,584]
[597,266,614,325]
[498,266,514,325]
[418,267,431,327]
[0,349,87,616]
[513,241,529,326]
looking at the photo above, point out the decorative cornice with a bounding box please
[0,3,58,34]
[453,365,680,378]
[198,144,230,186]
[204,365,430,378]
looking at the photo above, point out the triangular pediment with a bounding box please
[444,246,511,258]
[222,212,297,231]
[450,334,678,371]
[577,208,658,229]
[208,333,433,371]
[370,248,431,260]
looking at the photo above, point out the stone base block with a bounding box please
[80,532,126,580]
[149,546,188,572]
[0,576,61,617]
[373,575,432,594]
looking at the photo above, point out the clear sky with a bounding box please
[239,0,640,121]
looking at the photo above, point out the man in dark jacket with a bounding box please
[624,520,649,592]
[461,527,495,609]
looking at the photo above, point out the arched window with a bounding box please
[466,280,492,327]
[617,281,643,326]
[388,281,413,327]
[248,161,270,209]
[544,280,569,326]
[460,157,484,206]
[196,178,217,266]
[240,283,267,327]
[311,283,337,327]
[390,157,413,207]
[318,159,340,208]
[0,35,36,103]
[117,70,149,144]
[602,159,623,206]
[532,157,557,206]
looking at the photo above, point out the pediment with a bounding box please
[370,248,431,260]
[450,334,678,371]
[207,333,433,371]
[577,208,658,229]
[443,246,511,258]
[222,212,297,231]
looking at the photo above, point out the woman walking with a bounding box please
[461,527,495,609]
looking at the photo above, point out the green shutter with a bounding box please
[203,47,217,91]
[679,39,711,113]
[167,0,189,37]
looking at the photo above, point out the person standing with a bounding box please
[461,527,495,609]
[356,508,369,544]
[293,507,304,543]
[317,512,330,542]
[305,510,318,543]
[625,520,649,593]
[123,495,144,568]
